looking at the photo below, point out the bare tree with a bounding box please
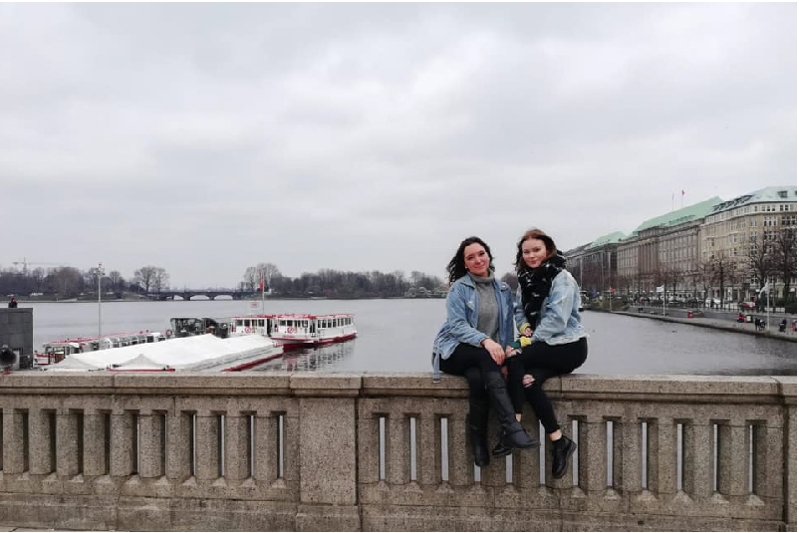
[772,226,797,302]
[244,263,282,291]
[151,268,169,292]
[49,267,83,299]
[108,271,125,294]
[707,254,737,308]
[745,231,774,297]
[30,267,47,293]
[134,266,159,293]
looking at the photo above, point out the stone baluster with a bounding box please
[138,410,165,480]
[446,408,470,488]
[386,409,410,486]
[583,415,608,497]
[56,409,80,479]
[109,410,136,478]
[2,408,26,475]
[283,405,300,486]
[654,416,678,498]
[83,410,108,477]
[224,411,250,483]
[683,418,713,502]
[417,412,438,486]
[716,418,749,507]
[194,410,221,483]
[620,416,643,496]
[28,408,54,476]
[165,411,192,483]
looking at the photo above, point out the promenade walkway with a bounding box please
[616,307,797,342]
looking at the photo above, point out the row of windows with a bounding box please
[707,201,796,224]
[277,317,353,328]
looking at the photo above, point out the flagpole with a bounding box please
[261,269,265,315]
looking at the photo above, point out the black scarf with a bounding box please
[518,252,566,331]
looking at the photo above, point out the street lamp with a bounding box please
[98,262,104,339]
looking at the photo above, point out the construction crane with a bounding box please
[11,258,64,272]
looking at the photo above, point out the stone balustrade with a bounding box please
[0,372,795,531]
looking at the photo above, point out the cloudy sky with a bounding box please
[2,3,795,288]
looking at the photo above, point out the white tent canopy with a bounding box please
[45,334,282,372]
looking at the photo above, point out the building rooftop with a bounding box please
[634,197,722,234]
[709,186,797,214]
[585,231,627,250]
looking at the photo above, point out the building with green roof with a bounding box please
[565,186,796,306]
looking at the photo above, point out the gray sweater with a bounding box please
[469,273,499,344]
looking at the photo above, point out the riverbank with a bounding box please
[602,309,797,343]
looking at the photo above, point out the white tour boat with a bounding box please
[228,312,357,349]
[270,313,357,348]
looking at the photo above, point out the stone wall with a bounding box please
[0,372,795,531]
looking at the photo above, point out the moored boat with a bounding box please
[37,330,167,366]
[229,314,277,338]
[43,334,283,372]
[228,312,357,349]
[270,313,357,348]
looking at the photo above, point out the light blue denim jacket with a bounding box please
[431,274,515,380]
[514,269,587,345]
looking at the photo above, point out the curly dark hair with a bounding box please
[446,236,494,283]
[514,228,557,274]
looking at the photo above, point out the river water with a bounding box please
[22,299,796,376]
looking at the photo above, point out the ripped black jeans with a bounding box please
[506,337,587,434]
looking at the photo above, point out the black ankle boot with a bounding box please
[484,373,539,451]
[469,425,490,467]
[551,435,576,479]
[491,431,513,457]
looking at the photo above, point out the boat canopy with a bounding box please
[45,334,280,372]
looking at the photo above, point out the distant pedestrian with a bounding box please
[7,296,17,308]
[779,319,787,333]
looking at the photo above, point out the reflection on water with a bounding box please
[253,340,356,372]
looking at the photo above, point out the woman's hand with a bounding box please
[505,346,517,358]
[482,339,505,365]
[522,374,535,388]
[522,327,532,337]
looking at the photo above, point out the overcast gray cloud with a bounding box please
[2,3,795,287]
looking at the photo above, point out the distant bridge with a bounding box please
[146,289,257,301]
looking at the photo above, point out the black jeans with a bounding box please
[439,343,503,423]
[506,337,587,434]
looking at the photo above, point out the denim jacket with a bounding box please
[431,274,516,380]
[514,269,587,345]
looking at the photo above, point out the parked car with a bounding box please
[739,301,756,310]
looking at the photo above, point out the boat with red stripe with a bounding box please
[230,313,356,349]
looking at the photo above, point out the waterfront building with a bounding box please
[565,232,624,297]
[566,185,797,304]
[700,186,797,303]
